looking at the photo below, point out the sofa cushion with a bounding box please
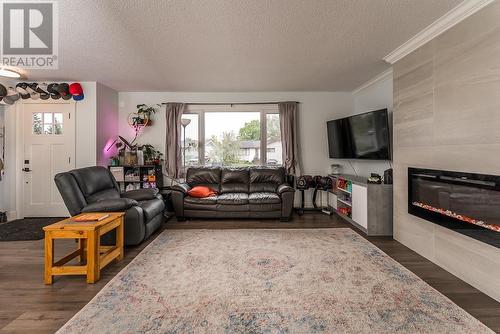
[188,186,216,198]
[184,195,217,205]
[184,195,218,211]
[186,167,221,192]
[138,199,165,221]
[87,188,120,203]
[220,168,249,193]
[248,192,281,204]
[71,166,118,198]
[249,203,281,212]
[217,193,249,205]
[249,167,285,193]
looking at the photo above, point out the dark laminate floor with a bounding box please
[0,213,499,333]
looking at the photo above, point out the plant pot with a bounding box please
[124,151,138,165]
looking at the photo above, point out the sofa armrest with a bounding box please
[81,198,138,212]
[171,183,192,196]
[122,188,159,201]
[277,183,295,196]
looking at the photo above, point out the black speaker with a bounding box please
[313,175,322,188]
[384,168,393,184]
[321,176,335,190]
[297,175,313,189]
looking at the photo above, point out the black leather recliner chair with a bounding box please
[171,167,295,221]
[54,166,165,245]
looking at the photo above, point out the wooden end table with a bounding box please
[43,212,125,284]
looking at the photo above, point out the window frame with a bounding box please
[183,104,280,167]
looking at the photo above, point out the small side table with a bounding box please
[43,212,125,284]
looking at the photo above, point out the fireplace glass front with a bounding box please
[408,168,500,248]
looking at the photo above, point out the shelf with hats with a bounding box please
[0,82,84,105]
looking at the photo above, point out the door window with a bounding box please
[33,112,63,135]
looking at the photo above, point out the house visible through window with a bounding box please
[181,105,281,167]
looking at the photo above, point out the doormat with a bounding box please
[0,217,64,241]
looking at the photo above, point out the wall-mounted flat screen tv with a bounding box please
[327,108,390,160]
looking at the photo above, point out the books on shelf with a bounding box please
[124,169,140,182]
[74,213,110,222]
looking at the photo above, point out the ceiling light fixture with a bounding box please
[0,67,21,78]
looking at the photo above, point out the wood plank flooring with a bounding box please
[0,213,499,333]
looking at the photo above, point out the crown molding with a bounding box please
[383,0,495,64]
[352,68,393,95]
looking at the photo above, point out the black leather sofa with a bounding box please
[54,166,165,245]
[171,167,295,221]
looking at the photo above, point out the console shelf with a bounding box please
[328,174,393,236]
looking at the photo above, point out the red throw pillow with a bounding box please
[188,186,216,198]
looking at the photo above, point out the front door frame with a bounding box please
[15,99,76,219]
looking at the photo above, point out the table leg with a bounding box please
[86,231,100,283]
[44,233,54,284]
[116,217,124,261]
[78,238,87,263]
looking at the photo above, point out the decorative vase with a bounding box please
[124,150,138,165]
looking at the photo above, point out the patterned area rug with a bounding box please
[58,229,492,333]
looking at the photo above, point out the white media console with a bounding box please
[327,174,393,236]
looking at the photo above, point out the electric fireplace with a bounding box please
[408,168,500,248]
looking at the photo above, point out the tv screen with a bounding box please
[327,109,390,160]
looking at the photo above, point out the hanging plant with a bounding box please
[136,104,160,126]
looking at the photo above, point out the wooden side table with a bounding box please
[43,212,125,284]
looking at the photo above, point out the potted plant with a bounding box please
[138,144,163,165]
[136,104,159,126]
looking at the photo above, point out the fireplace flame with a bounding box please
[412,202,500,233]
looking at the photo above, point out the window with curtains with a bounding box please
[180,104,281,168]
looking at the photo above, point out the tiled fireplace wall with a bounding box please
[392,1,500,301]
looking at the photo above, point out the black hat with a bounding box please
[36,83,50,100]
[26,83,40,100]
[0,84,6,99]
[15,82,30,99]
[4,87,20,104]
[47,83,61,100]
[56,83,72,100]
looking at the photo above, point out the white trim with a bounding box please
[352,68,393,95]
[383,0,495,64]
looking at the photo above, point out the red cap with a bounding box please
[69,83,83,96]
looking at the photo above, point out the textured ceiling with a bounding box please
[26,0,461,91]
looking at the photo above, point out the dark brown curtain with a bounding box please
[164,102,185,178]
[279,102,301,175]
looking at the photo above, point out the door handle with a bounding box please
[22,168,32,172]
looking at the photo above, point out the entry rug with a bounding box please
[58,228,493,333]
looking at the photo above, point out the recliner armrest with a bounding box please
[277,184,295,196]
[122,188,159,201]
[171,183,192,196]
[81,198,138,212]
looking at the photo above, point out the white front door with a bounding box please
[22,103,75,217]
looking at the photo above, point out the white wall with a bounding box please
[75,82,97,168]
[0,80,22,218]
[118,92,354,175]
[392,1,500,301]
[96,83,119,166]
[328,71,393,177]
